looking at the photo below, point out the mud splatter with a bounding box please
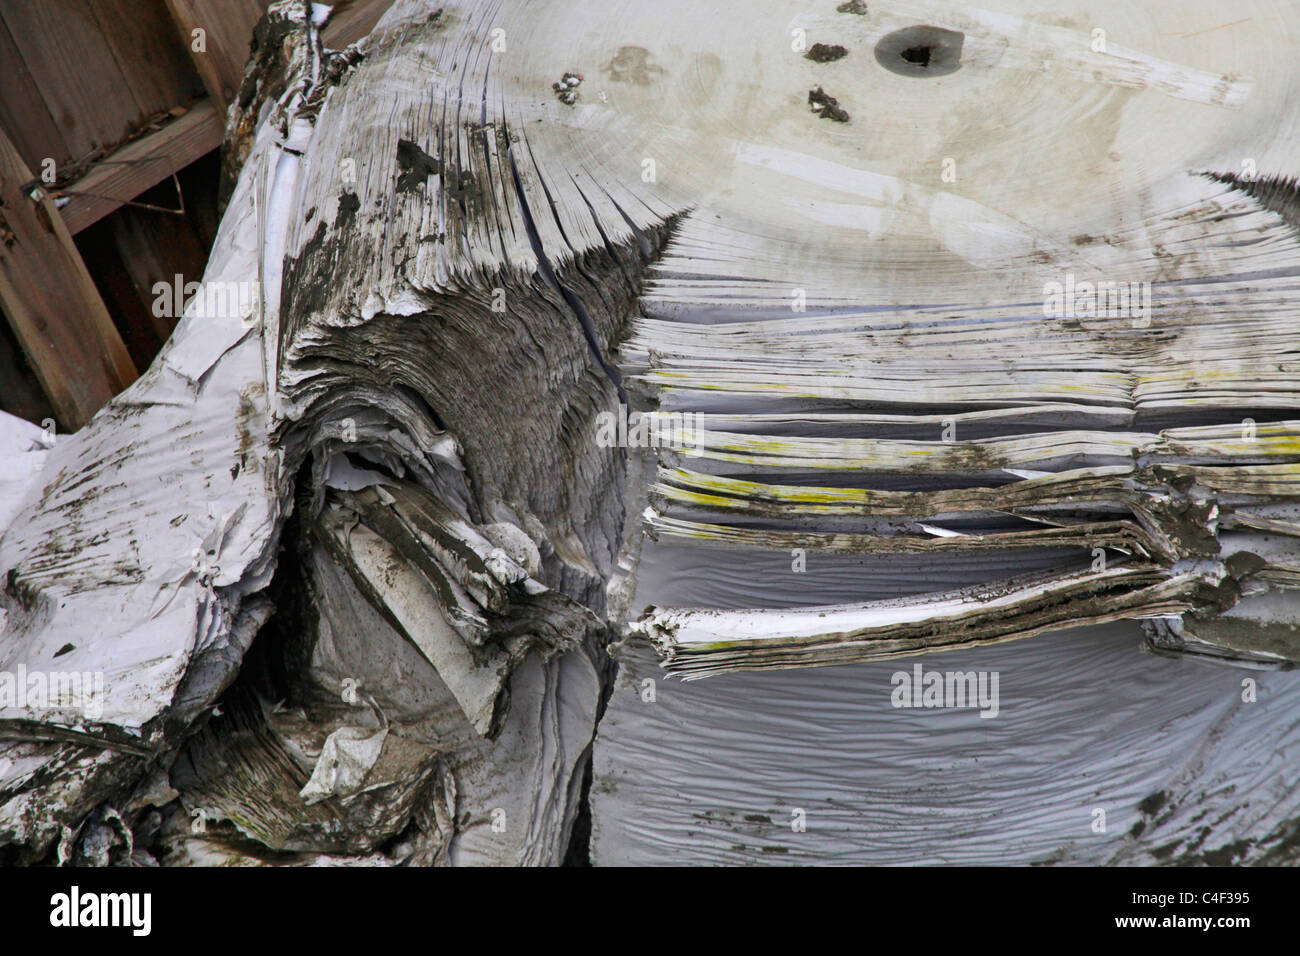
[1137,790,1168,816]
[603,46,665,85]
[395,139,440,193]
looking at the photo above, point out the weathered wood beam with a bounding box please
[0,129,137,430]
[0,14,67,178]
[162,0,394,112]
[58,99,224,235]
[59,0,394,236]
[163,0,267,110]
[322,0,397,47]
[0,1,142,165]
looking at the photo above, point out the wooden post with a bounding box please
[59,99,224,236]
[0,128,137,430]
[163,0,268,111]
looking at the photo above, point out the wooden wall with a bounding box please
[0,0,389,430]
[0,0,206,176]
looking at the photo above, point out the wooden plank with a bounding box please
[0,15,68,173]
[158,0,392,111]
[0,1,141,165]
[80,191,214,353]
[58,99,223,235]
[163,0,268,109]
[0,314,56,427]
[88,0,206,120]
[322,0,397,47]
[0,129,137,429]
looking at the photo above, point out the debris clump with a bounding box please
[805,43,849,63]
[808,86,850,123]
[553,72,583,105]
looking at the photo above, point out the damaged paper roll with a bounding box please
[2,0,1300,869]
